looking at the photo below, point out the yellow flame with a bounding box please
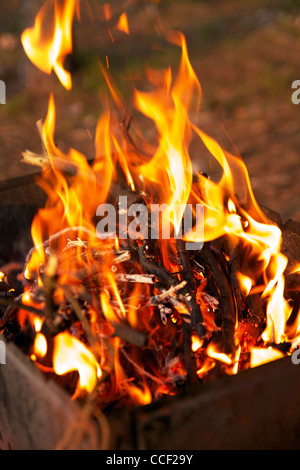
[135,32,200,237]
[250,347,284,368]
[236,272,253,297]
[21,0,79,90]
[33,333,48,358]
[115,12,130,35]
[53,332,101,396]
[191,334,202,352]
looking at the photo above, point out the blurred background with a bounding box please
[0,0,299,222]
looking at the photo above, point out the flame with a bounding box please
[135,32,200,237]
[115,12,130,35]
[101,289,123,325]
[33,333,48,358]
[21,0,79,90]
[18,0,299,407]
[26,92,115,282]
[206,341,235,366]
[53,332,101,397]
[185,123,293,349]
[236,272,253,297]
[250,347,284,368]
[126,381,152,405]
[191,334,202,352]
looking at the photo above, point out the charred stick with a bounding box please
[62,286,98,351]
[42,255,60,333]
[176,239,196,289]
[137,244,177,287]
[229,240,244,318]
[198,243,238,357]
[182,319,198,385]
[138,243,206,338]
[106,320,148,348]
[176,240,206,339]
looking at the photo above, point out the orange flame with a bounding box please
[250,347,284,368]
[115,12,130,35]
[21,0,79,90]
[53,332,101,397]
[134,32,200,238]
[33,333,48,358]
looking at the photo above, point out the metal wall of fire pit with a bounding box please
[0,171,300,450]
[2,331,300,450]
[0,334,98,450]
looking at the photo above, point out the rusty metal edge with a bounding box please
[119,355,300,450]
[0,334,100,450]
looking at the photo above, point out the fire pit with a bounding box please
[0,0,300,451]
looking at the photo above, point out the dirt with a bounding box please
[0,0,299,223]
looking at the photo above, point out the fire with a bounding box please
[250,347,284,368]
[21,0,79,90]
[53,332,101,398]
[14,0,299,413]
[33,333,48,358]
[115,13,130,35]
[191,334,202,352]
[135,32,200,238]
[236,272,253,297]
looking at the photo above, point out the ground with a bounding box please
[0,0,299,222]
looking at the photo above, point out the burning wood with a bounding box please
[0,0,300,450]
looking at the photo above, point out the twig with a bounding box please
[138,243,206,339]
[120,346,166,387]
[147,280,187,306]
[62,286,98,352]
[137,244,177,287]
[24,227,99,277]
[116,273,155,284]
